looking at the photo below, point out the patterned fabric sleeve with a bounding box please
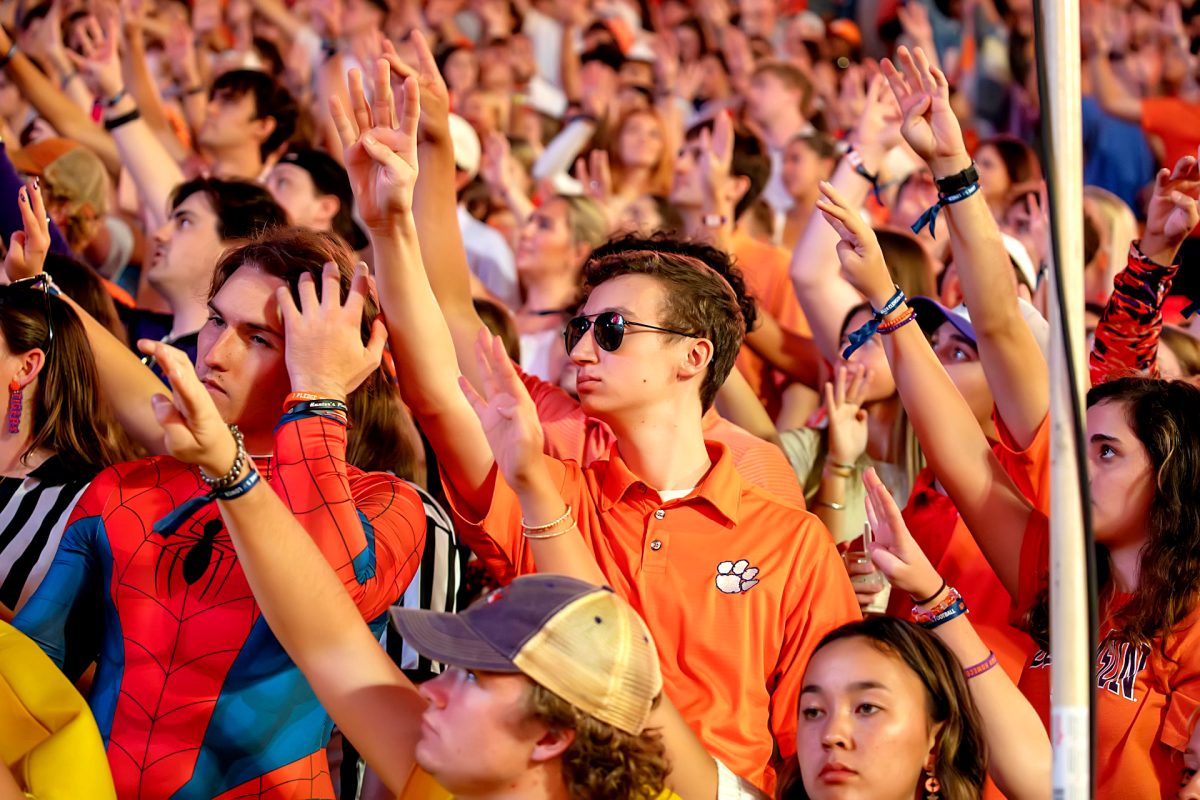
[271,415,426,622]
[1089,244,1178,386]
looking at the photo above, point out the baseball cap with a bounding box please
[448,114,481,178]
[10,138,109,217]
[390,575,663,735]
[277,149,368,250]
[1001,233,1038,292]
[908,295,1050,354]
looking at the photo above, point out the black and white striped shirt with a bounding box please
[384,481,472,679]
[0,456,93,613]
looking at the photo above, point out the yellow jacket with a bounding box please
[0,621,116,799]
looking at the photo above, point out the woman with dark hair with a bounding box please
[826,113,1200,797]
[0,233,127,618]
[974,135,1042,219]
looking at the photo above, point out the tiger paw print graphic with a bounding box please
[715,559,760,594]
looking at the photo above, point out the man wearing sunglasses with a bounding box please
[344,52,859,796]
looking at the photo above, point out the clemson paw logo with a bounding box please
[715,559,760,594]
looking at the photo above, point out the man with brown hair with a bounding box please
[745,61,815,227]
[334,49,859,793]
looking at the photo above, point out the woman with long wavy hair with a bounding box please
[0,266,126,618]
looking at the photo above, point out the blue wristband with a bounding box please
[911,182,981,238]
[214,468,261,501]
[842,285,906,359]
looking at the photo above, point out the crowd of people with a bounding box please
[1,0,1200,798]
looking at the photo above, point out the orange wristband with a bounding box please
[283,392,326,413]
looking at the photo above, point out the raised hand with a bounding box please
[276,262,388,403]
[137,339,237,477]
[1140,149,1200,265]
[330,59,421,233]
[880,46,970,176]
[850,71,904,155]
[24,2,72,77]
[863,468,943,601]
[381,31,451,146]
[814,180,894,308]
[458,329,547,492]
[65,14,125,98]
[825,364,871,466]
[576,149,613,205]
[4,180,51,283]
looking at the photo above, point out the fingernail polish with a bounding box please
[33,177,38,190]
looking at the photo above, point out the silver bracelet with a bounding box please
[199,425,246,490]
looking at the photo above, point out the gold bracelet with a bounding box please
[523,520,577,540]
[814,500,845,510]
[824,462,853,479]
[521,505,571,532]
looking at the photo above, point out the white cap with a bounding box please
[1001,233,1038,291]
[448,114,481,179]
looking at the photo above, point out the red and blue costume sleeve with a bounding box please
[15,413,426,800]
[1089,244,1177,386]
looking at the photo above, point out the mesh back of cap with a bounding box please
[513,591,662,735]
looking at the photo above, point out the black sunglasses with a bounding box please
[563,312,699,354]
[1,275,55,349]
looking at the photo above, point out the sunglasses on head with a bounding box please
[563,311,698,354]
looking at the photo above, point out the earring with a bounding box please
[924,768,941,800]
[7,379,22,434]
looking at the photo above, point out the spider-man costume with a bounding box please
[15,412,426,799]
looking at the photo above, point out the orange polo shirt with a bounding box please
[440,441,860,794]
[1016,513,1200,799]
[521,370,807,507]
[894,412,1048,682]
[731,231,811,418]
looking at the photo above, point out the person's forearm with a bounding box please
[246,0,306,39]
[412,139,489,388]
[790,151,882,361]
[4,52,122,176]
[930,608,1051,800]
[1089,244,1174,385]
[217,475,425,793]
[125,27,190,164]
[559,22,581,103]
[105,93,186,230]
[714,368,780,445]
[813,466,849,541]
[517,470,607,585]
[530,117,596,180]
[879,302,1025,592]
[744,312,821,387]
[1089,54,1142,123]
[938,153,1048,447]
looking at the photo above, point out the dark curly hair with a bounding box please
[524,683,668,799]
[1027,377,1200,650]
[582,235,749,411]
[780,617,987,800]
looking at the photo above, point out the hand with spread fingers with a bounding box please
[4,180,51,283]
[330,58,421,233]
[825,363,871,467]
[863,467,943,603]
[880,46,971,176]
[137,339,238,477]
[276,262,388,404]
[1139,149,1200,265]
[64,14,125,99]
[815,180,894,309]
[458,329,548,493]
[381,31,451,146]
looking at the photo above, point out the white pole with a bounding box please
[1039,0,1092,797]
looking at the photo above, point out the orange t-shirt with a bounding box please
[731,231,811,417]
[521,369,807,507]
[440,442,860,795]
[894,412,1049,682]
[1141,97,1200,171]
[1017,513,1200,799]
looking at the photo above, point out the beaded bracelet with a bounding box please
[199,425,247,490]
[521,505,572,533]
[963,651,999,680]
[877,308,918,334]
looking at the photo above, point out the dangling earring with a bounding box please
[7,379,22,434]
[924,768,941,800]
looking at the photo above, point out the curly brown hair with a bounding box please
[524,683,669,799]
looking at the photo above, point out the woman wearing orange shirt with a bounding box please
[817,52,1200,796]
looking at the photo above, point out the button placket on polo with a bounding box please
[643,505,670,573]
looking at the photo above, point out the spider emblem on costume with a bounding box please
[155,517,238,599]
